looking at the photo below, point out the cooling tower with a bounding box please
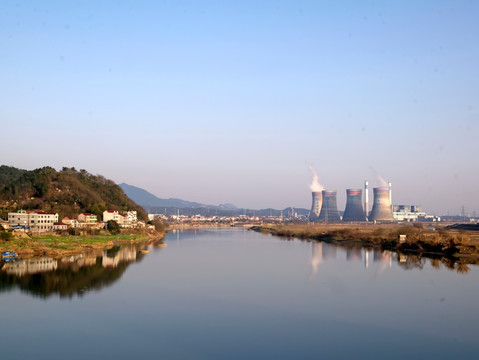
[309,191,322,221]
[342,189,366,221]
[364,180,369,219]
[318,190,341,222]
[369,187,395,222]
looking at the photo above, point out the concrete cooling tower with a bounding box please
[318,190,341,222]
[309,192,322,221]
[369,187,395,222]
[342,189,366,222]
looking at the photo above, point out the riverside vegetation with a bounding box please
[251,223,479,264]
[0,219,168,258]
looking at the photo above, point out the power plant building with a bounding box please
[309,192,322,222]
[369,187,395,222]
[342,189,367,222]
[318,190,341,222]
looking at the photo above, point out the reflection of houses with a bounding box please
[2,258,58,276]
[102,246,137,268]
[8,210,59,232]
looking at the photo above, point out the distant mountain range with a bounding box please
[119,183,238,210]
[119,183,309,217]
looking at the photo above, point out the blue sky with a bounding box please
[1,0,478,215]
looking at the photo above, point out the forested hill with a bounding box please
[0,166,147,220]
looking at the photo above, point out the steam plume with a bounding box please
[369,166,388,187]
[308,165,324,192]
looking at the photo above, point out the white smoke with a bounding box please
[308,165,324,192]
[369,166,388,187]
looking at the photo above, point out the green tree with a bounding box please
[0,231,13,241]
[107,220,121,235]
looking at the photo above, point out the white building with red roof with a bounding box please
[8,210,59,232]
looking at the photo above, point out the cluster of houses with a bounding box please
[4,209,147,233]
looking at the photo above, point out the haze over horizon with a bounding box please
[1,1,478,215]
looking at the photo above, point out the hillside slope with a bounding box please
[0,166,147,220]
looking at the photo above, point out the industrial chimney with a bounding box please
[369,187,395,222]
[318,190,341,222]
[309,191,322,222]
[342,189,366,222]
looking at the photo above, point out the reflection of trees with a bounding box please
[396,253,426,271]
[0,245,146,298]
[456,262,470,274]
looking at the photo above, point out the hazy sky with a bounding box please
[1,1,478,215]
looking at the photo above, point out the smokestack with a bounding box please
[309,191,322,222]
[364,180,369,219]
[369,187,395,222]
[342,189,366,222]
[318,190,341,222]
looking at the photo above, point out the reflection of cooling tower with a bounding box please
[369,187,395,221]
[342,189,366,221]
[346,247,362,261]
[309,192,322,221]
[322,242,337,260]
[318,190,341,222]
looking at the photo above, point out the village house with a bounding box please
[53,222,68,231]
[78,213,97,224]
[103,210,122,223]
[103,210,138,228]
[8,210,59,233]
[62,217,79,228]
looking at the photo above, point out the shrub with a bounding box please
[107,220,121,235]
[0,231,13,241]
[152,219,168,232]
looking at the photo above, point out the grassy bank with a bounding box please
[251,223,479,261]
[0,232,165,258]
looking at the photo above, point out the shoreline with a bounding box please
[250,224,479,264]
[0,231,167,259]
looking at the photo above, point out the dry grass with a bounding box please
[251,223,479,258]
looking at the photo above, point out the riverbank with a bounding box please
[0,231,167,258]
[250,224,479,263]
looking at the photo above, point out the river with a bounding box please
[1,227,478,359]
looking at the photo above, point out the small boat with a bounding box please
[1,251,16,258]
[157,244,168,247]
[140,250,150,254]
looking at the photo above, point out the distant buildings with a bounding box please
[392,205,440,222]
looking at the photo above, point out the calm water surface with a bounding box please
[1,228,478,359]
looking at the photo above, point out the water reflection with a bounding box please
[0,242,160,298]
[308,239,471,276]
